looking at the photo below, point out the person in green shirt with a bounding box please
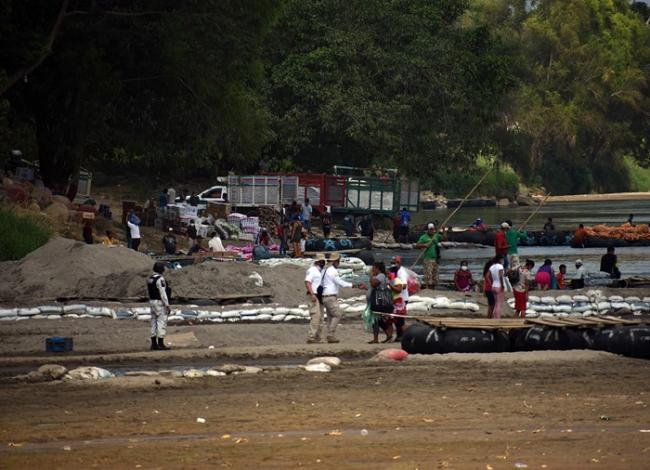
[416,223,442,289]
[504,222,527,269]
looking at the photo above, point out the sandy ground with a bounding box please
[1,350,649,469]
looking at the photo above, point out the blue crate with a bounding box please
[46,336,73,353]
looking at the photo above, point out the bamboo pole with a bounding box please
[518,193,552,231]
[410,167,493,269]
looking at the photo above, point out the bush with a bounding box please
[0,207,52,261]
[432,160,520,200]
[626,156,650,192]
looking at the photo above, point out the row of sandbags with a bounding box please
[509,293,650,318]
[336,295,481,315]
[401,322,650,359]
[0,304,313,323]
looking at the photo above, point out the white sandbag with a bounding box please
[449,301,470,310]
[255,314,273,321]
[0,317,16,322]
[86,306,115,318]
[528,295,540,303]
[168,315,184,321]
[197,311,211,319]
[18,308,40,316]
[283,315,298,321]
[274,307,290,315]
[132,307,151,315]
[643,297,650,303]
[210,318,224,323]
[582,310,595,317]
[556,295,573,304]
[526,310,539,318]
[608,295,624,302]
[289,308,305,316]
[0,308,17,318]
[304,363,331,373]
[540,296,557,305]
[226,318,240,323]
[339,303,350,310]
[553,305,572,313]
[239,310,259,317]
[539,312,555,318]
[249,271,264,287]
[307,356,341,367]
[346,304,366,313]
[555,312,569,318]
[465,302,480,312]
[207,311,222,319]
[63,304,86,314]
[406,302,429,312]
[506,298,516,307]
[259,307,275,314]
[611,302,631,311]
[625,296,641,303]
[271,314,286,322]
[596,301,611,311]
[572,295,589,303]
[65,367,114,380]
[221,311,241,319]
[65,313,80,319]
[39,305,63,314]
[32,314,46,319]
[79,314,93,318]
[408,295,426,303]
[137,314,151,321]
[531,304,552,312]
[298,304,308,309]
[432,298,451,309]
[15,317,29,321]
[572,304,592,313]
[631,303,650,312]
[295,310,310,318]
[46,315,62,319]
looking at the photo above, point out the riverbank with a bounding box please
[548,192,650,203]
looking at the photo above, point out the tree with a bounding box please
[262,0,513,184]
[1,0,279,195]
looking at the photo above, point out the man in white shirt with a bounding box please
[305,254,326,343]
[127,214,141,251]
[572,259,586,289]
[391,256,409,340]
[320,252,362,343]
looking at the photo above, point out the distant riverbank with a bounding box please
[548,192,650,203]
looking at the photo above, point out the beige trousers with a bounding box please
[322,296,342,339]
[308,297,325,340]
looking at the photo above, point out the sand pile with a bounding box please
[167,261,306,305]
[0,237,153,302]
[0,237,308,305]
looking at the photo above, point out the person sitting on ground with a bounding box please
[572,224,588,248]
[512,259,534,318]
[483,259,495,318]
[556,264,567,289]
[453,260,474,292]
[535,259,554,290]
[300,229,308,254]
[571,259,586,289]
[82,221,94,244]
[367,262,393,344]
[543,217,555,232]
[600,246,621,279]
[208,234,225,253]
[257,228,272,247]
[162,228,177,255]
[102,230,115,246]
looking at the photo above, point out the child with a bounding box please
[513,259,534,318]
[389,267,406,341]
[556,264,567,289]
[454,260,474,292]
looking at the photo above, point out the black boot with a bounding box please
[157,337,170,350]
[150,337,158,351]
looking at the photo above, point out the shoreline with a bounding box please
[547,192,650,203]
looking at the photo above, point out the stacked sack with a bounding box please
[507,291,650,318]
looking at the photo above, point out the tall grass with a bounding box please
[625,156,650,192]
[0,207,52,261]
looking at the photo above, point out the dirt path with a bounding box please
[1,352,649,469]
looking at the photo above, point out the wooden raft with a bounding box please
[415,315,642,330]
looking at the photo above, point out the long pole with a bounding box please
[518,193,552,231]
[410,167,493,269]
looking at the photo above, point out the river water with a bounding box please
[379,199,650,280]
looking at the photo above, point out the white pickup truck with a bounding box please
[179,185,228,208]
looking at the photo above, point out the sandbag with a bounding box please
[63,304,87,314]
[17,308,40,316]
[374,348,408,361]
[0,308,17,318]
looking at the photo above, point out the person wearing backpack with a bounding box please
[512,259,534,318]
[367,262,394,343]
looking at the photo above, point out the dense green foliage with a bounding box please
[0,0,649,196]
[0,207,52,260]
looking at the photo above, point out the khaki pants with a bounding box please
[322,296,342,339]
[423,259,438,287]
[150,300,168,338]
[308,297,325,340]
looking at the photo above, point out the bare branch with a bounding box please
[0,0,70,97]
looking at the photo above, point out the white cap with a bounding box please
[168,227,173,232]
[501,222,510,229]
[575,259,583,265]
[427,223,435,230]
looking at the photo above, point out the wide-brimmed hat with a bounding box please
[328,252,341,262]
[314,253,327,262]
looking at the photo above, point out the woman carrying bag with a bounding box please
[364,262,395,343]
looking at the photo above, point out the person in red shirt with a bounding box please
[556,264,567,289]
[453,260,474,292]
[572,224,588,248]
[494,222,510,269]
